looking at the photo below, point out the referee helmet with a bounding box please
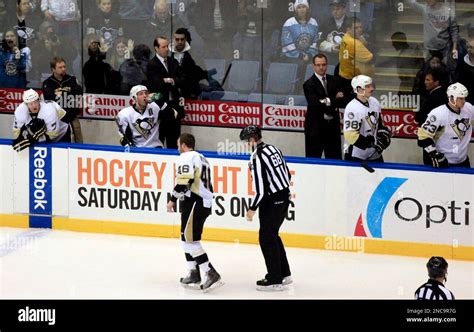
[427,256,448,279]
[240,125,262,141]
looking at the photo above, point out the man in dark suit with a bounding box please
[303,53,345,159]
[146,36,185,149]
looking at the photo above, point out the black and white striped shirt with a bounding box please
[415,279,455,300]
[249,142,291,210]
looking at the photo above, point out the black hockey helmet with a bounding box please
[426,256,448,279]
[239,125,262,141]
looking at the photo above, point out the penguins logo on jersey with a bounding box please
[366,111,378,131]
[326,30,345,45]
[451,118,470,140]
[133,117,155,139]
[296,33,312,50]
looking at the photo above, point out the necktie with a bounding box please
[322,76,328,95]
[163,57,168,72]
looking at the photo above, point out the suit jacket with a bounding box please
[303,73,343,136]
[146,55,185,119]
[415,86,447,125]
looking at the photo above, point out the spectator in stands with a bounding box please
[5,28,32,76]
[118,0,154,45]
[319,0,349,65]
[404,0,459,73]
[147,36,185,149]
[457,35,474,104]
[3,0,42,48]
[30,21,62,83]
[0,29,28,88]
[188,0,238,59]
[412,52,449,97]
[171,27,211,100]
[41,0,81,45]
[281,0,319,62]
[82,33,121,94]
[108,37,129,70]
[144,0,186,47]
[391,31,424,95]
[119,43,150,95]
[42,57,83,142]
[232,0,262,61]
[86,0,123,49]
[338,17,374,94]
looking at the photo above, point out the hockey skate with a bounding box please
[180,269,201,290]
[282,276,293,286]
[200,267,224,293]
[256,278,285,292]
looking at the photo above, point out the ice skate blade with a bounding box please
[181,283,201,290]
[256,284,286,292]
[201,280,224,293]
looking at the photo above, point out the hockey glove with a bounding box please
[12,128,34,152]
[373,127,391,153]
[27,118,47,141]
[120,136,135,147]
[424,145,449,168]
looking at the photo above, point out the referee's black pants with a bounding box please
[258,188,291,283]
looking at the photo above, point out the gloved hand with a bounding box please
[374,127,391,153]
[26,118,47,141]
[424,145,449,168]
[12,129,34,152]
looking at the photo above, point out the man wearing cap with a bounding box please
[319,0,349,64]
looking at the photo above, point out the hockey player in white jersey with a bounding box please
[116,85,178,148]
[166,133,223,292]
[343,75,391,161]
[418,82,473,168]
[12,89,70,152]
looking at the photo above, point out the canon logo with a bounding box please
[218,103,260,115]
[264,105,306,117]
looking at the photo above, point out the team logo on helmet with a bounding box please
[133,117,155,139]
[451,118,471,140]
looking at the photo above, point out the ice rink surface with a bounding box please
[1,227,472,299]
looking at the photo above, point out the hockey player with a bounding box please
[115,85,178,148]
[343,75,391,161]
[418,82,473,168]
[415,256,454,300]
[166,133,223,292]
[12,89,70,152]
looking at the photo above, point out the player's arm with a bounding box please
[249,153,265,211]
[169,157,195,203]
[343,111,374,149]
[115,113,134,147]
[417,112,448,168]
[152,96,179,121]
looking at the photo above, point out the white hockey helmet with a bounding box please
[130,85,148,101]
[447,82,468,102]
[351,75,373,94]
[22,89,40,104]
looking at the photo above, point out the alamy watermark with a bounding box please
[324,235,365,253]
[217,139,252,155]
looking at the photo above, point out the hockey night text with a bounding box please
[75,157,296,219]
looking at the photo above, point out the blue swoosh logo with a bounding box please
[366,177,407,238]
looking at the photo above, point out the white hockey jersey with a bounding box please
[343,96,383,160]
[175,151,214,208]
[116,102,169,148]
[13,101,69,142]
[418,103,473,164]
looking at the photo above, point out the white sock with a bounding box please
[199,261,211,273]
[186,261,197,271]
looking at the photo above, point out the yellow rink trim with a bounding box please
[0,214,29,228]
[1,215,473,261]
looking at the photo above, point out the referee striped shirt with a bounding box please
[249,142,291,210]
[414,279,455,300]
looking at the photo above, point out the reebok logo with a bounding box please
[32,147,48,211]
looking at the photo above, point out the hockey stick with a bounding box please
[361,124,404,173]
[220,63,233,87]
[114,116,134,152]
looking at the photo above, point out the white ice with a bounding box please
[0,227,472,299]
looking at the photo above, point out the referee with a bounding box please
[415,256,455,300]
[240,125,292,291]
